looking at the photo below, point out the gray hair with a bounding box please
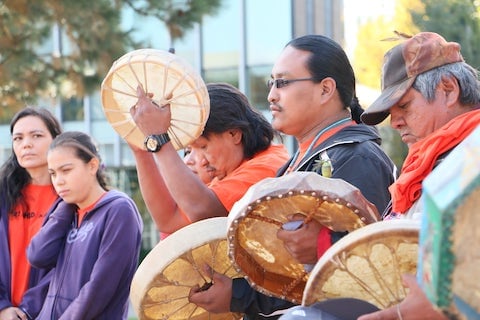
[412,62,480,105]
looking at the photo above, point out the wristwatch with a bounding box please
[144,133,170,153]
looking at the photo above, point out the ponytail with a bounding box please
[350,96,365,124]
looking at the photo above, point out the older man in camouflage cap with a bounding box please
[363,31,480,220]
[359,32,480,320]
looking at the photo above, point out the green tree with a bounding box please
[124,0,223,49]
[354,0,480,88]
[354,0,423,89]
[0,0,132,119]
[353,0,480,169]
[0,0,222,121]
[411,0,480,68]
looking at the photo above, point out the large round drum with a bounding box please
[227,171,381,303]
[131,217,243,319]
[303,219,420,309]
[101,48,209,150]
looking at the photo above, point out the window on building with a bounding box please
[90,91,106,121]
[61,96,84,121]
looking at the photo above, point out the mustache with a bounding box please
[270,103,283,111]
[205,165,217,175]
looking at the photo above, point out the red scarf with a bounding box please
[390,109,480,213]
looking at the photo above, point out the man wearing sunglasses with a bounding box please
[189,34,397,319]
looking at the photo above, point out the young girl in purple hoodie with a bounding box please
[27,131,143,320]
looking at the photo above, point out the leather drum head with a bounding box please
[303,219,420,309]
[227,171,381,303]
[131,217,243,319]
[101,48,209,150]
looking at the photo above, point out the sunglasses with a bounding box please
[266,77,315,89]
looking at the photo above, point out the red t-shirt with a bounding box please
[8,184,57,306]
[76,192,107,226]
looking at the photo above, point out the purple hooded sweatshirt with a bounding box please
[27,190,143,320]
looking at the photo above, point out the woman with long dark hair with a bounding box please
[0,107,62,320]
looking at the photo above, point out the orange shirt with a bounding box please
[287,120,355,172]
[210,144,290,212]
[172,144,290,231]
[8,184,57,306]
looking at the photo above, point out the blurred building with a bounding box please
[0,0,345,248]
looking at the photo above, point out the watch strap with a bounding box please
[144,133,170,152]
[153,133,170,145]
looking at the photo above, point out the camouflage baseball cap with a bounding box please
[361,32,464,125]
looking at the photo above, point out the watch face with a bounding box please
[146,137,158,151]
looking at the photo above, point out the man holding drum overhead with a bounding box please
[189,35,397,319]
[357,32,480,320]
[129,82,290,236]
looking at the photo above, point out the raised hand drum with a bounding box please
[227,171,381,303]
[101,48,209,150]
[130,217,243,320]
[302,219,420,309]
